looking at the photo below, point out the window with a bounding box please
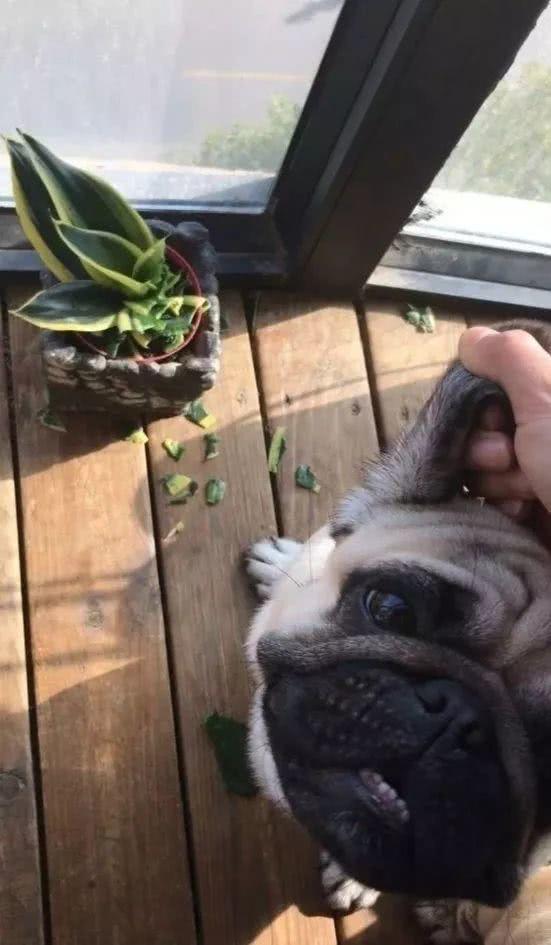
[0,0,343,208]
[379,4,551,304]
[2,0,549,295]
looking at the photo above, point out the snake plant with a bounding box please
[6,132,209,358]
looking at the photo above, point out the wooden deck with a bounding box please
[0,284,474,945]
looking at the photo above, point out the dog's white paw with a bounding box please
[244,536,302,600]
[320,852,379,913]
[415,900,477,944]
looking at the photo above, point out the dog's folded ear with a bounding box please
[333,319,551,537]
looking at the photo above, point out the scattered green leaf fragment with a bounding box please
[162,520,185,544]
[205,478,226,505]
[125,426,148,444]
[162,473,197,499]
[267,426,287,474]
[162,437,185,461]
[405,304,435,333]
[36,407,67,432]
[204,432,221,460]
[295,464,320,494]
[204,712,258,797]
[183,399,217,430]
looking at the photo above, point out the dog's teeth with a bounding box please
[358,770,410,825]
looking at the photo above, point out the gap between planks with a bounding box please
[0,288,46,945]
[145,290,337,945]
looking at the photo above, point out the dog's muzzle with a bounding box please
[257,633,533,907]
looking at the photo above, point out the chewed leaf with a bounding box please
[295,464,321,494]
[12,281,121,331]
[204,433,220,461]
[36,407,66,432]
[204,713,258,797]
[183,400,217,430]
[162,520,185,544]
[162,474,197,500]
[205,478,226,505]
[268,426,286,474]
[162,438,185,461]
[125,427,148,444]
[405,304,435,334]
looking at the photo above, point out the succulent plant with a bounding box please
[6,132,209,358]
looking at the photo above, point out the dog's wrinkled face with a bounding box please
[247,335,551,909]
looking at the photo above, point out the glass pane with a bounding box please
[0,0,343,207]
[407,6,551,254]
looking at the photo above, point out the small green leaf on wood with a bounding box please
[162,437,185,461]
[295,464,320,494]
[204,713,258,798]
[204,433,221,461]
[36,407,66,432]
[162,473,197,499]
[162,520,185,544]
[268,426,286,474]
[405,304,435,334]
[125,426,148,444]
[183,399,217,430]
[205,478,226,505]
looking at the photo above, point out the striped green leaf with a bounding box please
[19,131,154,250]
[133,239,166,282]
[6,138,86,282]
[55,221,153,298]
[11,281,122,331]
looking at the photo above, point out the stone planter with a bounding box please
[41,221,221,418]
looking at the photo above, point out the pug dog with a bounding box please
[245,320,551,944]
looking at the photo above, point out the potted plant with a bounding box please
[5,132,221,416]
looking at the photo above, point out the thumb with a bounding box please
[459,327,551,426]
[460,326,551,512]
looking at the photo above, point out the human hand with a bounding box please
[460,326,551,547]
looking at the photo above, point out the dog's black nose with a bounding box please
[415,679,488,752]
[263,661,494,770]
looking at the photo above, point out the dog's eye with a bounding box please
[363,589,415,633]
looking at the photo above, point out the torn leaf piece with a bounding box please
[36,406,67,432]
[405,304,435,334]
[162,520,185,544]
[204,713,258,798]
[162,473,197,499]
[162,437,185,461]
[125,426,148,444]
[295,464,321,494]
[183,399,217,430]
[204,432,221,461]
[267,426,286,474]
[205,478,226,505]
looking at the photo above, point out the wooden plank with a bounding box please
[363,300,467,446]
[148,291,337,945]
[252,294,379,539]
[253,294,428,944]
[7,286,196,945]
[0,293,44,944]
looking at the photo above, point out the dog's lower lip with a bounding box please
[358,769,410,826]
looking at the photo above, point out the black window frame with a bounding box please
[1,0,549,302]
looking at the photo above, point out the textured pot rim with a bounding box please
[77,244,206,363]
